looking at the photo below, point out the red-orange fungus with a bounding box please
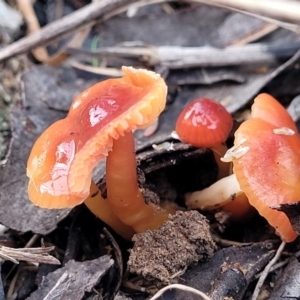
[175,97,233,148]
[185,93,300,237]
[27,67,167,209]
[176,97,233,180]
[251,93,297,131]
[233,102,300,242]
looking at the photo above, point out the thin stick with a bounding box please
[211,234,253,247]
[251,240,286,300]
[0,0,137,62]
[16,0,49,61]
[123,0,300,32]
[24,233,40,248]
[1,0,300,63]
[4,234,40,284]
[66,42,300,69]
[254,248,300,279]
[193,0,300,24]
[6,267,21,300]
[0,245,60,265]
[148,283,212,300]
[71,61,123,77]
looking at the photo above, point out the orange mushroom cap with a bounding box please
[231,94,300,242]
[175,98,233,147]
[251,93,297,131]
[27,67,167,208]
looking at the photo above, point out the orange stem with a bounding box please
[210,143,232,179]
[222,191,256,223]
[106,131,175,233]
[84,181,135,240]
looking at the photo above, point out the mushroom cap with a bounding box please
[232,95,300,242]
[27,67,167,208]
[175,98,233,147]
[251,93,297,130]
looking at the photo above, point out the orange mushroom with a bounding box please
[232,93,300,242]
[27,66,176,239]
[175,97,233,179]
[251,93,297,130]
[187,93,300,242]
[175,98,250,222]
[231,117,299,242]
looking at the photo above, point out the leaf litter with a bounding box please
[26,255,113,300]
[1,1,300,299]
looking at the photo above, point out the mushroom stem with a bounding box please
[106,131,175,233]
[186,173,297,241]
[185,174,254,222]
[210,143,232,179]
[84,181,135,240]
[185,174,241,210]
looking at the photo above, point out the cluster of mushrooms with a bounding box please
[176,93,300,243]
[26,67,300,243]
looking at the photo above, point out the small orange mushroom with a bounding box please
[188,93,300,242]
[186,94,300,237]
[251,93,297,130]
[27,66,175,239]
[176,98,251,222]
[175,97,233,179]
[231,93,300,242]
[231,117,299,242]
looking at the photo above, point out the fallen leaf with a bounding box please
[27,255,114,300]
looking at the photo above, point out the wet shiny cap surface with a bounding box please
[27,67,167,209]
[233,94,300,242]
[175,98,233,147]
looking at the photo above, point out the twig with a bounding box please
[25,233,40,248]
[6,266,21,300]
[254,248,300,279]
[71,61,123,77]
[206,0,300,24]
[192,0,300,26]
[4,234,40,284]
[16,0,49,61]
[4,234,40,296]
[1,0,300,63]
[127,0,300,32]
[148,283,212,300]
[211,234,253,247]
[122,280,146,292]
[0,0,137,62]
[229,23,278,46]
[46,26,92,67]
[4,235,56,299]
[66,41,300,68]
[251,240,286,300]
[0,245,60,265]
